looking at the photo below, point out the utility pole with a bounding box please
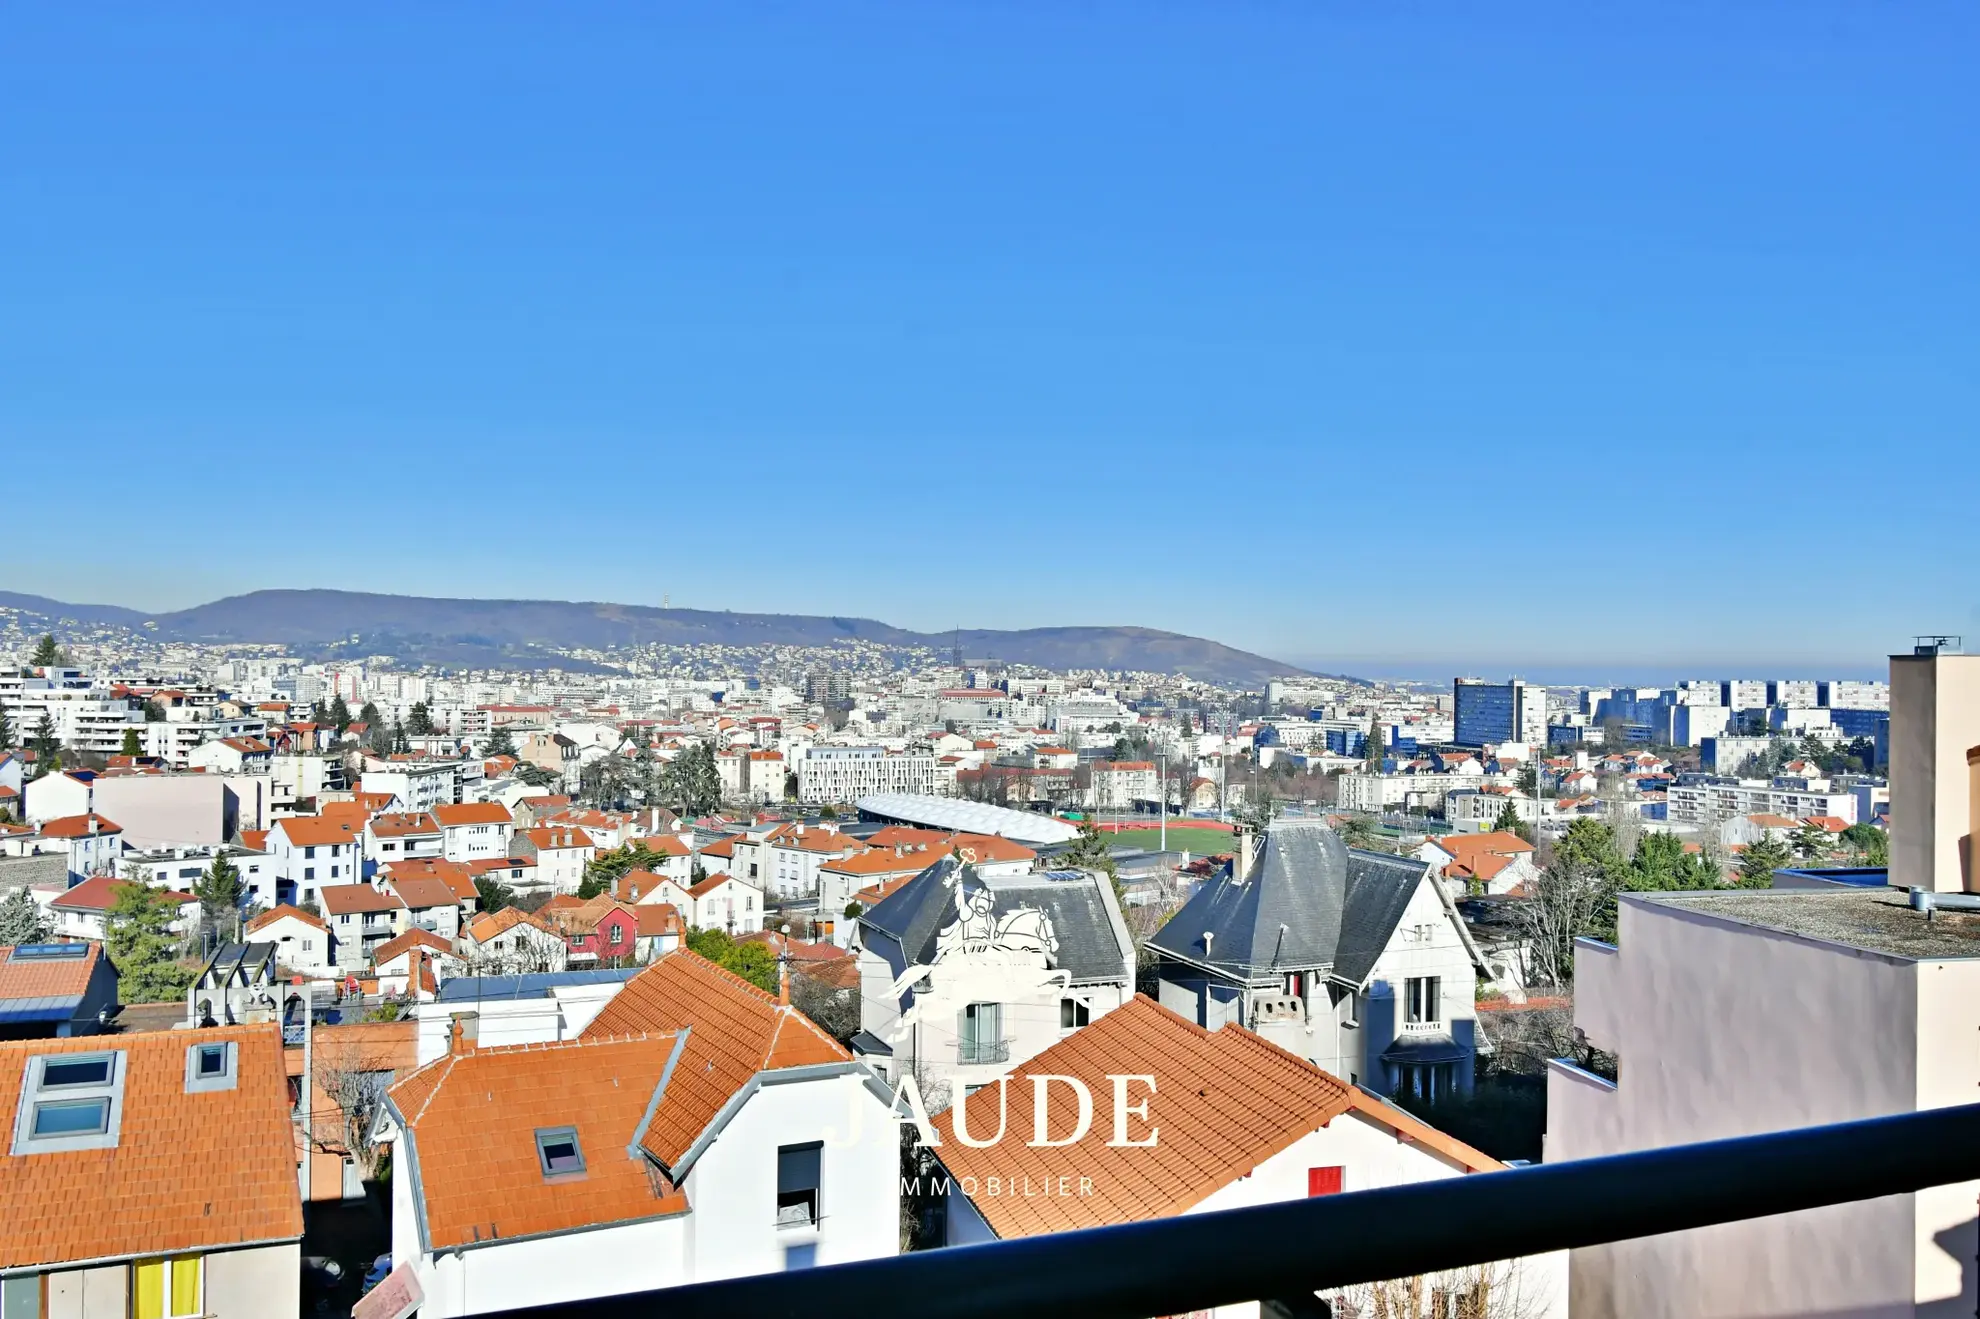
[1157,750,1168,854]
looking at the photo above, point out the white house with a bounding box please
[33,812,126,881]
[852,854,1135,1106]
[458,906,570,975]
[245,904,337,976]
[266,814,362,908]
[433,801,514,863]
[1151,822,1495,1103]
[45,876,199,941]
[684,872,764,934]
[377,952,899,1315]
[932,996,1564,1319]
[363,810,443,875]
[1418,831,1538,898]
[514,825,595,895]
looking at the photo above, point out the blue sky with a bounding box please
[3,3,1973,678]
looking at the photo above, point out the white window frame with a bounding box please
[10,1050,127,1155]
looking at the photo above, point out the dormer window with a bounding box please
[535,1127,585,1179]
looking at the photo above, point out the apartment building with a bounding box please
[1089,759,1159,810]
[796,746,936,804]
[1665,778,1858,828]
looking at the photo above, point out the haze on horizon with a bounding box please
[2,4,1973,676]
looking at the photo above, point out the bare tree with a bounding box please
[310,1043,399,1180]
[1328,1257,1557,1319]
[1508,857,1612,992]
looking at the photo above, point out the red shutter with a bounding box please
[1307,1166,1343,1197]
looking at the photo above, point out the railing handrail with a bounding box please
[480,1101,1980,1319]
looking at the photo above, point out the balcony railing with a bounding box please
[478,1101,1980,1319]
[956,1037,1012,1066]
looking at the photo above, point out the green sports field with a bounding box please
[1104,827,1235,854]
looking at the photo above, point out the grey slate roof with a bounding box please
[1148,821,1428,987]
[860,854,1133,986]
[433,967,641,1002]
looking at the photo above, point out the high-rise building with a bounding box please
[1452,678,1546,748]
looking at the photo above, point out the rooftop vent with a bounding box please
[1915,635,1964,656]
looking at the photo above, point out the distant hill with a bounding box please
[8,589,1345,686]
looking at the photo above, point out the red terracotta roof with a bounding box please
[275,816,360,847]
[246,904,329,936]
[51,878,195,912]
[581,952,848,1167]
[37,813,122,839]
[0,942,104,1003]
[319,884,405,917]
[388,1035,687,1250]
[433,802,513,827]
[371,928,454,965]
[369,811,440,838]
[0,1025,303,1269]
[932,997,1497,1239]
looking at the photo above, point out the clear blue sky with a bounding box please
[3,3,1973,678]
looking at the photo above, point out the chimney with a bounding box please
[1236,825,1259,881]
[777,950,791,1006]
[1891,644,1980,893]
[88,816,99,836]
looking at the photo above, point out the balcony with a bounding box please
[957,1037,1012,1066]
[482,1103,1980,1319]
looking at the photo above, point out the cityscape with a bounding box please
[3,6,1975,1319]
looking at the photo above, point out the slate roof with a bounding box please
[859,855,1132,986]
[0,1025,302,1269]
[432,968,641,1002]
[1147,821,1429,987]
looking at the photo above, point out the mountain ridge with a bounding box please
[2,588,1357,686]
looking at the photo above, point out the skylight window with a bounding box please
[185,1041,237,1093]
[11,1051,125,1155]
[535,1127,585,1178]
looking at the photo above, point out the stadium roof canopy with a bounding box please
[853,794,1081,846]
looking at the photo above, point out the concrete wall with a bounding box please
[1890,653,1980,893]
[423,1218,688,1316]
[43,1263,126,1319]
[205,1241,300,1317]
[1547,895,1959,1319]
[685,1071,899,1279]
[95,776,235,850]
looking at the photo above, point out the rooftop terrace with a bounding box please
[1641,887,1980,961]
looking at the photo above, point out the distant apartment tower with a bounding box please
[1452,678,1546,748]
[806,668,851,703]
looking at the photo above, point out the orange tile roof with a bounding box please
[1746,813,1800,829]
[635,904,684,937]
[388,1035,687,1250]
[946,832,1037,865]
[522,826,595,851]
[239,828,270,851]
[0,942,104,1003]
[0,1025,303,1269]
[52,877,195,912]
[932,997,1496,1239]
[246,904,328,936]
[388,874,463,911]
[369,811,440,837]
[37,813,122,839]
[382,857,478,901]
[582,952,847,1168]
[275,815,361,847]
[464,907,559,943]
[821,847,930,876]
[865,826,951,849]
[371,928,454,965]
[852,874,918,906]
[433,802,513,827]
[1803,815,1850,832]
[319,884,405,916]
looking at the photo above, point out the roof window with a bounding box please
[11,1051,126,1155]
[535,1126,585,1179]
[185,1040,238,1093]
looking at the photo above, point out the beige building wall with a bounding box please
[1546,896,1978,1319]
[205,1241,301,1317]
[1889,651,1980,893]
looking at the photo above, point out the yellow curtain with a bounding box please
[170,1255,201,1317]
[133,1259,165,1319]
[133,1255,200,1319]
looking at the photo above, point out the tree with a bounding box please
[391,718,410,754]
[0,886,53,945]
[685,927,778,994]
[193,851,244,938]
[474,873,516,914]
[141,698,166,722]
[28,713,60,778]
[1790,820,1831,862]
[27,633,66,668]
[106,884,194,1002]
[790,963,859,1042]
[327,695,353,736]
[482,720,516,757]
[311,1041,399,1180]
[1337,812,1380,851]
[514,761,561,788]
[663,744,722,817]
[1511,851,1614,990]
[582,841,662,898]
[1364,715,1385,771]
[1841,823,1889,866]
[120,727,143,757]
[408,702,437,737]
[0,706,12,750]
[1738,833,1794,887]
[1491,800,1524,835]
[1230,794,1279,835]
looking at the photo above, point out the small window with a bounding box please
[186,1042,237,1093]
[41,1055,113,1089]
[776,1141,822,1228]
[535,1127,584,1178]
[1059,998,1090,1029]
[1405,977,1442,1025]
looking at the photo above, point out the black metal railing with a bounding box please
[482,1102,1980,1319]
